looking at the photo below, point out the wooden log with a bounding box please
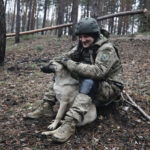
[6,23,73,37]
[97,9,148,21]
[6,9,148,37]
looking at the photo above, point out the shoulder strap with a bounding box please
[113,46,120,59]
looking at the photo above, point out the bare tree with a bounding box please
[4,0,7,12]
[92,0,99,19]
[11,0,17,33]
[27,0,32,31]
[0,0,6,65]
[15,0,20,43]
[87,0,90,17]
[71,0,79,41]
[42,0,49,35]
[143,0,150,32]
[58,0,65,37]
[22,0,28,32]
[31,0,37,30]
[118,0,124,35]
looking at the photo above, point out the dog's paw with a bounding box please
[48,121,58,130]
[41,131,54,136]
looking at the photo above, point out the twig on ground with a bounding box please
[121,90,150,121]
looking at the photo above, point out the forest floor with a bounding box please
[0,34,150,150]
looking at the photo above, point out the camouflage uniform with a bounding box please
[26,17,123,142]
[57,34,123,123]
[25,81,56,119]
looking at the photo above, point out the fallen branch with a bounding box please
[97,9,148,21]
[6,9,148,37]
[6,23,73,37]
[121,90,150,121]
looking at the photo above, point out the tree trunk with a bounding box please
[143,0,149,32]
[22,0,28,32]
[15,0,20,43]
[58,0,65,38]
[71,0,79,41]
[4,0,7,12]
[36,1,41,29]
[42,0,49,35]
[11,0,16,33]
[92,0,99,19]
[0,0,6,65]
[117,0,124,35]
[31,0,36,30]
[87,0,90,17]
[27,0,32,31]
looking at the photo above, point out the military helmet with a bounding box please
[75,17,100,35]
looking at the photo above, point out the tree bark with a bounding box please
[11,0,16,33]
[4,0,7,12]
[92,0,99,19]
[22,0,28,32]
[42,0,49,35]
[87,0,90,17]
[117,0,124,35]
[71,0,79,41]
[143,0,149,32]
[15,0,20,43]
[31,0,36,30]
[58,0,65,38]
[0,0,6,65]
[27,0,32,31]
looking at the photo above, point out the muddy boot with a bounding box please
[51,120,76,143]
[25,101,55,119]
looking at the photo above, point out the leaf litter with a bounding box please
[0,34,150,150]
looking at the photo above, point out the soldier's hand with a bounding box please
[54,57,69,66]
[54,56,62,63]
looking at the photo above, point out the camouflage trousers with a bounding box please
[42,82,56,105]
[43,80,122,123]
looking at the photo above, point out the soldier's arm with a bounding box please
[65,46,119,79]
[54,46,80,61]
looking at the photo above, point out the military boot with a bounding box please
[25,101,55,119]
[51,120,76,143]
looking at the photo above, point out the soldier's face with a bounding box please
[79,35,94,48]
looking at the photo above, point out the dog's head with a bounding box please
[47,60,64,73]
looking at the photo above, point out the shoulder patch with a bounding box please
[101,51,110,62]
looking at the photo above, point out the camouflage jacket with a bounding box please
[59,34,123,84]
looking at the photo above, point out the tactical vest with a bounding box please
[80,45,99,64]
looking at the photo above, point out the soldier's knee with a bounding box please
[79,79,98,99]
[79,79,94,94]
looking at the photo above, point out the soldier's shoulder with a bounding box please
[98,41,114,51]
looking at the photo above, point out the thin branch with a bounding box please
[122,90,150,121]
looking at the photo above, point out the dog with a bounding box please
[42,60,97,136]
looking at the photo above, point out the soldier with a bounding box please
[25,18,123,142]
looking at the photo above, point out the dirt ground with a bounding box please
[0,34,150,150]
